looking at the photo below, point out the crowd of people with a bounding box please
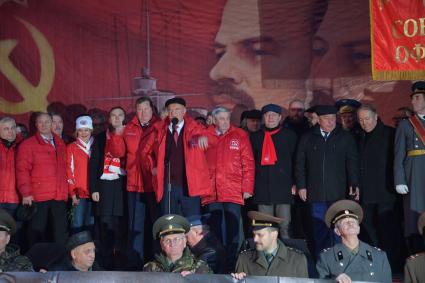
[0,81,425,283]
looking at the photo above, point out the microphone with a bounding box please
[171,117,179,126]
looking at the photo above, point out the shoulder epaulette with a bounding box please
[287,246,304,254]
[407,252,425,261]
[239,248,255,255]
[321,247,331,253]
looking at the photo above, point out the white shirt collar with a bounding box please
[168,119,185,134]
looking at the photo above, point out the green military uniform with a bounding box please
[405,253,425,283]
[0,244,33,272]
[235,239,308,277]
[144,214,211,274]
[234,211,308,277]
[143,247,211,273]
[404,211,425,283]
[0,208,33,271]
[317,200,392,283]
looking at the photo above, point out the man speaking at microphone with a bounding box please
[149,97,212,218]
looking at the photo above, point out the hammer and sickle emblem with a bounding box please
[0,17,55,114]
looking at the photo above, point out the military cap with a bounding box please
[261,104,282,115]
[325,200,364,228]
[165,97,186,108]
[240,109,262,122]
[186,213,211,227]
[153,214,190,240]
[0,208,16,235]
[315,105,338,116]
[66,231,94,251]
[335,99,361,114]
[247,211,283,231]
[411,81,425,97]
[417,211,425,235]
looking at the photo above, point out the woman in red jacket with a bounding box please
[66,116,94,234]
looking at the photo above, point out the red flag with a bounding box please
[370,0,425,80]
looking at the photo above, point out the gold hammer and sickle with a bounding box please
[0,17,55,114]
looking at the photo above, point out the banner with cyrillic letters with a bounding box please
[370,0,425,80]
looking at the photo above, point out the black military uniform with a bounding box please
[404,211,425,283]
[235,211,308,277]
[0,208,33,272]
[143,214,211,273]
[316,200,392,283]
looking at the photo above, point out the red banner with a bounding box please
[370,0,425,80]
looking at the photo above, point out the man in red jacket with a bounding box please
[0,117,21,217]
[16,112,69,248]
[203,106,255,270]
[109,97,160,268]
[151,97,212,217]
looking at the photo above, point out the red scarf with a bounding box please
[100,130,126,180]
[409,115,425,145]
[261,128,280,166]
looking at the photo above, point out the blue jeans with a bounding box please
[207,202,241,269]
[160,184,200,217]
[71,198,94,234]
[311,201,340,258]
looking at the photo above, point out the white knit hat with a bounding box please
[75,116,93,130]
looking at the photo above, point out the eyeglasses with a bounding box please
[162,236,185,246]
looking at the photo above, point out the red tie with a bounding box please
[173,125,179,144]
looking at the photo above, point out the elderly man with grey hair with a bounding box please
[0,117,21,218]
[202,106,255,270]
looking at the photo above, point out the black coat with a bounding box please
[295,124,359,202]
[250,127,297,205]
[89,131,125,216]
[190,232,226,274]
[358,121,396,204]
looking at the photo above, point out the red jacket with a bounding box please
[109,115,159,193]
[147,116,213,202]
[16,133,68,202]
[202,126,255,205]
[0,138,21,204]
[66,139,92,199]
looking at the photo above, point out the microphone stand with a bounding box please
[167,160,171,214]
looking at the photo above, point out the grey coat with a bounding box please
[394,116,425,236]
[316,241,392,283]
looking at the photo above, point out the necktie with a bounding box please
[323,131,329,140]
[173,125,179,144]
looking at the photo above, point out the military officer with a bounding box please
[0,208,33,272]
[404,211,425,283]
[316,200,392,283]
[231,211,308,280]
[143,214,211,275]
[335,99,362,136]
[394,81,425,253]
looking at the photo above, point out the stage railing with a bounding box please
[0,272,376,283]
